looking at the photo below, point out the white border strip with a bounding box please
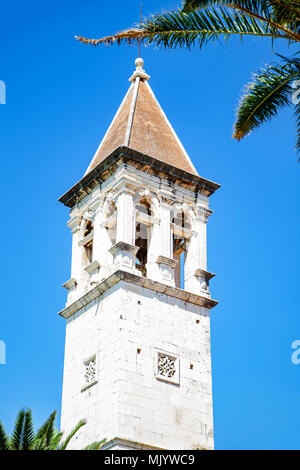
[125,77,140,146]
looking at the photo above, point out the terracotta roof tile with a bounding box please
[85,59,198,176]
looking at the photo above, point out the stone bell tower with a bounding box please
[59,58,220,450]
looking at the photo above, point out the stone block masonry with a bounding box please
[60,280,214,450]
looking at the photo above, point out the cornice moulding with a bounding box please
[102,437,161,451]
[58,270,218,319]
[58,147,221,209]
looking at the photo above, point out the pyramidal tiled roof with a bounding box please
[85,58,198,176]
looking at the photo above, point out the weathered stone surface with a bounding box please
[60,282,214,450]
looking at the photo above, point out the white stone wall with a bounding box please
[60,280,214,450]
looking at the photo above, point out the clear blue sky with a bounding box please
[0,0,299,450]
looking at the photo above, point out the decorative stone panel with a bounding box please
[82,354,98,391]
[155,349,180,385]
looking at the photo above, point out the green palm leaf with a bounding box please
[1,409,101,450]
[294,101,300,155]
[269,0,300,27]
[76,5,291,48]
[83,440,106,450]
[35,410,57,448]
[182,0,265,12]
[11,409,25,450]
[182,0,300,19]
[59,419,86,450]
[48,431,64,450]
[233,55,300,140]
[21,410,35,450]
[31,436,45,450]
[0,421,10,450]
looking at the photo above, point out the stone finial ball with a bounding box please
[135,57,144,68]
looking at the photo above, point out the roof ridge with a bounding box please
[124,76,140,146]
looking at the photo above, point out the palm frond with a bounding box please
[268,0,300,37]
[225,1,300,40]
[0,421,10,450]
[21,410,35,450]
[183,0,300,20]
[183,0,217,10]
[11,409,25,450]
[31,436,45,450]
[294,101,300,156]
[183,0,268,12]
[48,431,64,450]
[35,410,57,448]
[59,419,86,450]
[233,56,300,140]
[75,29,144,46]
[83,440,106,450]
[270,0,300,20]
[76,6,291,49]
[145,6,296,47]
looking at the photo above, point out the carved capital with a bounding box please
[115,183,136,199]
[195,269,215,281]
[157,191,175,206]
[109,241,139,256]
[105,190,117,205]
[194,204,212,222]
[156,255,178,269]
[84,260,101,276]
[62,278,77,290]
[89,196,104,214]
[67,215,81,233]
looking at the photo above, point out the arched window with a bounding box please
[83,220,93,237]
[135,199,152,277]
[171,211,191,289]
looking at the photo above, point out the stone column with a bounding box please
[90,198,103,262]
[69,214,82,281]
[159,197,172,258]
[116,187,135,245]
[156,195,177,287]
[145,217,160,281]
[184,232,198,293]
[62,212,81,305]
[83,198,103,287]
[185,204,214,297]
[110,186,139,274]
[196,205,209,271]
